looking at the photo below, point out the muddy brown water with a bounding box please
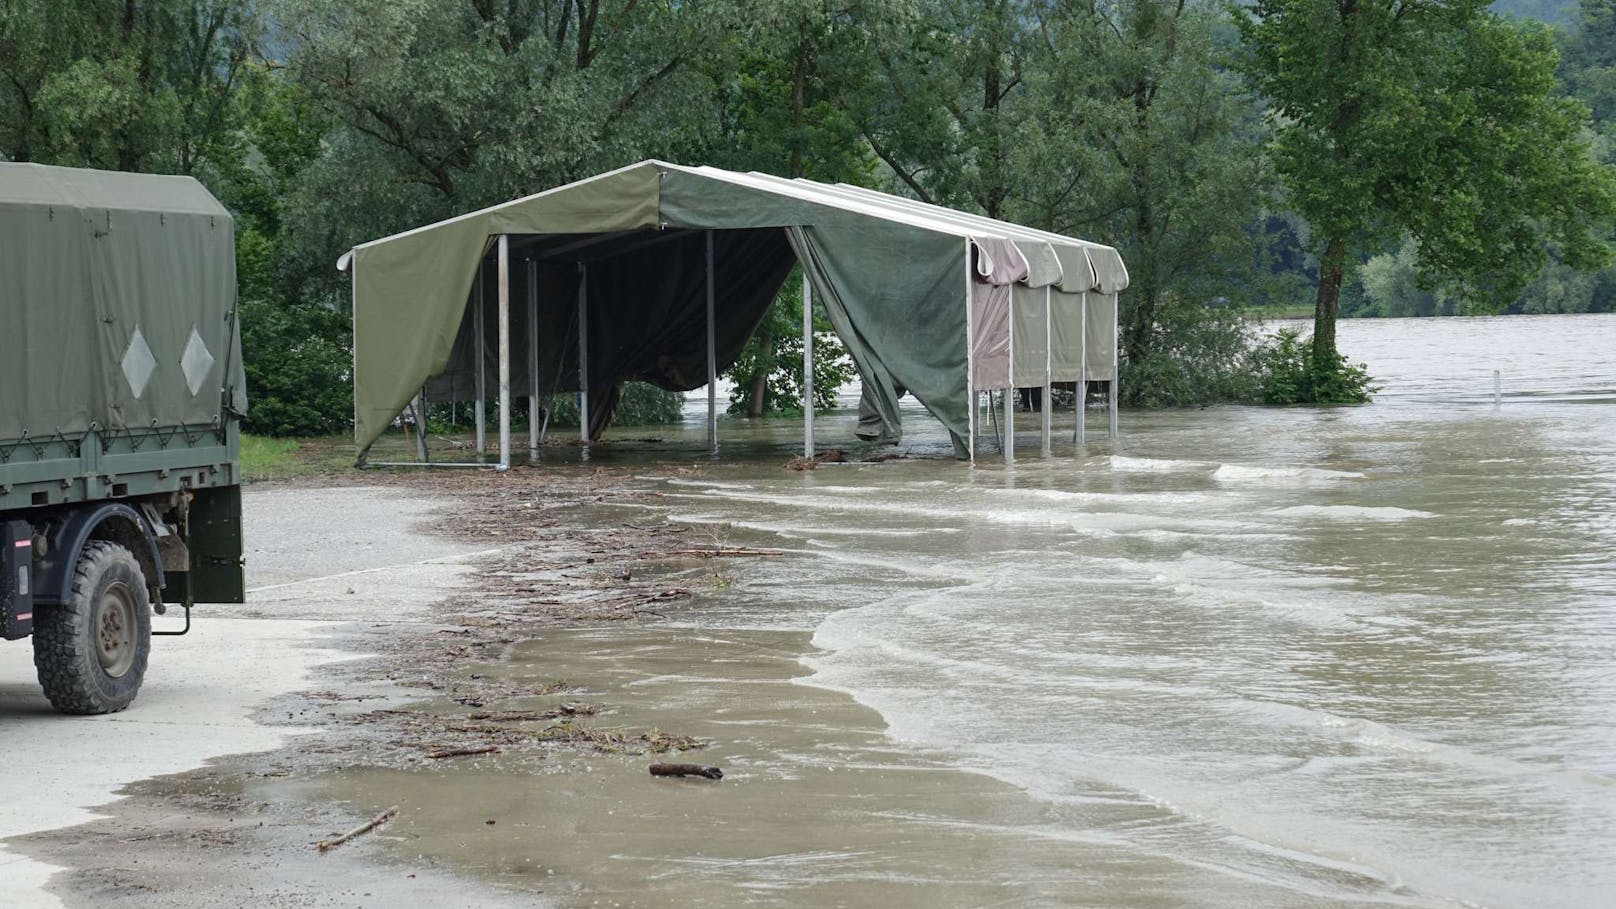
[286,314,1613,907]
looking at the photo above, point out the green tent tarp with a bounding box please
[0,163,244,444]
[344,161,1127,458]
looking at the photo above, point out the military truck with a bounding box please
[1,163,246,714]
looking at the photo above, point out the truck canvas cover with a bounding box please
[0,163,246,444]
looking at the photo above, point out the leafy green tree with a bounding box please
[0,0,259,172]
[270,0,727,213]
[1237,0,1616,390]
[1017,0,1274,401]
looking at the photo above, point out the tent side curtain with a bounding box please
[786,224,972,444]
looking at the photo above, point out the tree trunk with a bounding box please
[1313,236,1346,363]
[747,328,773,418]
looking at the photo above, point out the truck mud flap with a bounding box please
[187,485,245,604]
[2,520,33,640]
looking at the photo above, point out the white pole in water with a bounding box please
[706,230,718,454]
[527,258,539,461]
[802,272,814,458]
[1493,369,1502,407]
[1075,290,1087,445]
[964,241,976,463]
[1005,282,1015,464]
[577,262,590,448]
[1109,293,1119,438]
[497,235,512,472]
[412,388,428,463]
[474,261,486,455]
[1042,285,1052,458]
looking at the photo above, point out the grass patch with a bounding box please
[240,434,355,482]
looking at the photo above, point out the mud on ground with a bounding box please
[11,462,753,908]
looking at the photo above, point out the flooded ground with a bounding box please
[302,313,1616,907]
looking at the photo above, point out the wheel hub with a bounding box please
[96,582,138,678]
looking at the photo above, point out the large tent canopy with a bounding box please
[342,161,1127,463]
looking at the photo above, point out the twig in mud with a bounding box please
[649,763,723,780]
[424,745,501,759]
[316,806,399,851]
[663,548,780,558]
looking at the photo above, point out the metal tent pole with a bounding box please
[964,241,976,464]
[577,262,590,447]
[413,388,429,463]
[497,235,511,472]
[1109,293,1119,438]
[1075,290,1087,445]
[1042,285,1052,458]
[802,272,814,458]
[527,258,539,461]
[474,263,486,455]
[706,230,718,455]
[1005,286,1014,465]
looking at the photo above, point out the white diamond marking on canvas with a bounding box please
[122,327,157,398]
[181,326,215,396]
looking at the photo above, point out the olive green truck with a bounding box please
[1,163,246,714]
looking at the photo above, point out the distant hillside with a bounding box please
[1492,0,1578,25]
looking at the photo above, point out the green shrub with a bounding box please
[240,298,353,436]
[435,383,686,432]
[1250,328,1375,404]
[1120,295,1262,407]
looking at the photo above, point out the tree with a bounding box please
[1017,0,1273,392]
[270,0,728,215]
[1237,0,1616,382]
[0,0,259,172]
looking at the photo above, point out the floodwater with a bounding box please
[329,314,1616,907]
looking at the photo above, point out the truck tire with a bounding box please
[33,541,152,715]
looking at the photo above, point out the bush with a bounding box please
[542,382,687,427]
[1250,328,1375,404]
[434,383,686,433]
[1121,295,1262,407]
[239,298,353,436]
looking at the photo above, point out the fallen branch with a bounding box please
[649,763,723,780]
[664,548,780,558]
[424,745,500,759]
[316,806,398,851]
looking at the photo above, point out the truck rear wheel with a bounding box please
[33,541,152,715]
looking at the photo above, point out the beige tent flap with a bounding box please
[969,238,1027,391]
[1085,293,1119,381]
[1011,284,1051,388]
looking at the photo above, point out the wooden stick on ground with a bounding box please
[316,806,398,851]
[425,744,501,759]
[649,763,723,780]
[665,548,781,558]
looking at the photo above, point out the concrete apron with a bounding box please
[0,486,490,908]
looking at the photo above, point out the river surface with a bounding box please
[640,314,1616,907]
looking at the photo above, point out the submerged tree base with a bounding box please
[1251,328,1375,404]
